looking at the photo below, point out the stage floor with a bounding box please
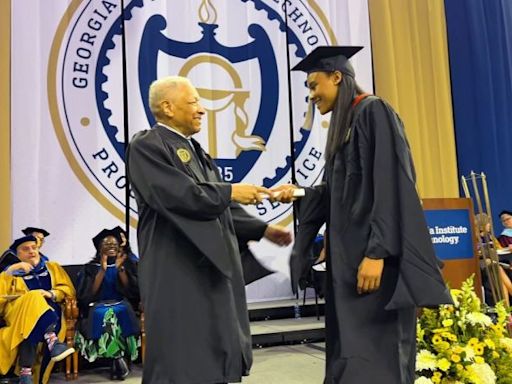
[52,343,326,383]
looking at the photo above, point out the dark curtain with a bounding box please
[444,0,512,229]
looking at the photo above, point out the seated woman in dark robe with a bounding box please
[75,228,140,380]
[0,235,75,384]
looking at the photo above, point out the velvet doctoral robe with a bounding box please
[127,124,267,384]
[290,97,452,384]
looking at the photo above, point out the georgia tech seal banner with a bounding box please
[11,0,372,301]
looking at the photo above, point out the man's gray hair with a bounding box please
[148,76,191,117]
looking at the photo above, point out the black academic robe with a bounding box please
[127,124,267,384]
[230,204,273,284]
[76,256,140,309]
[0,250,18,272]
[290,97,452,384]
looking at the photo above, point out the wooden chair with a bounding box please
[64,296,79,380]
[139,303,146,363]
[62,264,82,380]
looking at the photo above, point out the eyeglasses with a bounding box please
[19,245,38,252]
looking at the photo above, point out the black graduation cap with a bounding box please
[22,227,50,237]
[92,228,122,251]
[9,235,38,253]
[499,210,512,218]
[291,46,363,77]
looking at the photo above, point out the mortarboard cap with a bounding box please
[291,46,363,77]
[22,227,50,237]
[92,228,122,251]
[9,235,38,253]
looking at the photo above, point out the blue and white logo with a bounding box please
[52,0,335,224]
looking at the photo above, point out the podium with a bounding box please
[422,198,482,298]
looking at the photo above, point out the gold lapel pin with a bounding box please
[177,148,192,163]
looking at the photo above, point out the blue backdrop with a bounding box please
[444,0,512,230]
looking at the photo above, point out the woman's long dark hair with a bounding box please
[325,74,365,163]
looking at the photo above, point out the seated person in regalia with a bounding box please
[475,213,512,306]
[497,210,512,249]
[0,235,75,384]
[74,228,140,380]
[21,227,51,261]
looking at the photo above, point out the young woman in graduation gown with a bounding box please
[275,46,453,384]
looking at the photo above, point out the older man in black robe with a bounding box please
[127,76,291,384]
[274,46,452,383]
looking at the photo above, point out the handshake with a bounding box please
[230,184,304,205]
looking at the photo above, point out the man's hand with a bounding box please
[270,184,298,203]
[264,225,292,246]
[357,257,384,294]
[6,262,33,275]
[232,183,272,205]
[32,289,53,299]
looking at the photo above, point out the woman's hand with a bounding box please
[120,232,127,248]
[100,252,108,271]
[270,184,298,203]
[357,257,384,294]
[115,251,127,269]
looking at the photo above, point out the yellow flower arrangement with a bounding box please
[415,276,512,384]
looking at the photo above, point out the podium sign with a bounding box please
[424,209,473,260]
[422,198,482,297]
